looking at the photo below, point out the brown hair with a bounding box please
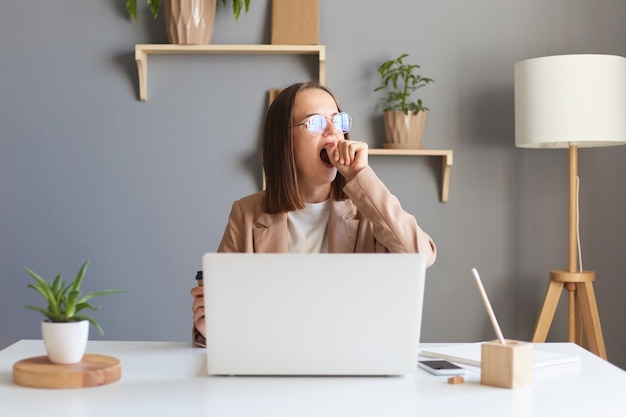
[262,82,349,214]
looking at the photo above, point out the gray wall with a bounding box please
[2,1,625,368]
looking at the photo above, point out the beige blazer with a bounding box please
[193,167,437,345]
[217,167,436,266]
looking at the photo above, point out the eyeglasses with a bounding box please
[292,112,352,135]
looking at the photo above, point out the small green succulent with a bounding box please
[23,261,126,336]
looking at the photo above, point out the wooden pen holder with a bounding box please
[480,340,533,389]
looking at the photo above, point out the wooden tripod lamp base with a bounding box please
[531,270,607,360]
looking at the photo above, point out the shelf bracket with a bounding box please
[135,48,148,101]
[440,151,453,203]
[368,148,453,203]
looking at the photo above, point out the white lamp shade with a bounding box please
[515,54,626,148]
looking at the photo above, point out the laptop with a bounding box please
[202,252,426,376]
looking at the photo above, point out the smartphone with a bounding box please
[418,360,468,376]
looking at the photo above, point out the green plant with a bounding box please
[126,0,251,22]
[374,53,434,115]
[23,261,126,335]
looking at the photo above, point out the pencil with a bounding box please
[471,268,506,345]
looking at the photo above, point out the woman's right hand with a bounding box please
[325,139,369,182]
[190,285,206,338]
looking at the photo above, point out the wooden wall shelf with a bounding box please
[134,44,326,101]
[368,149,453,203]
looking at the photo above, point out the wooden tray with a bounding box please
[13,354,121,389]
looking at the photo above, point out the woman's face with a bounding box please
[291,88,344,201]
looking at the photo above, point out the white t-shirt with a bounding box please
[287,200,330,253]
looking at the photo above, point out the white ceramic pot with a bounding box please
[41,320,89,364]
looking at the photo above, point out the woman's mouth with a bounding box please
[320,148,331,165]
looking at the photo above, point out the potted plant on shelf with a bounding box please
[374,53,434,149]
[24,260,126,364]
[126,0,251,44]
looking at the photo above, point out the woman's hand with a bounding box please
[325,140,369,182]
[190,285,206,338]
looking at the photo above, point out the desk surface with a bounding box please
[1,340,624,417]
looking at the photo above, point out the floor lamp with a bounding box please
[514,54,626,360]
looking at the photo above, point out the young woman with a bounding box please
[191,82,436,346]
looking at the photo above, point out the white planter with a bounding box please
[41,320,89,364]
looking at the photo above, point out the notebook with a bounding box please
[202,252,427,376]
[420,342,581,372]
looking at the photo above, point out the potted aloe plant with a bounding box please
[126,0,251,44]
[24,260,126,364]
[374,53,434,149]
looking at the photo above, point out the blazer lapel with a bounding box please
[328,199,360,253]
[253,211,289,252]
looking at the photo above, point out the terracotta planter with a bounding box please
[164,0,217,45]
[383,110,427,149]
[41,320,89,364]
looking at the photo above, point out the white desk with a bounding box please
[1,340,624,417]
